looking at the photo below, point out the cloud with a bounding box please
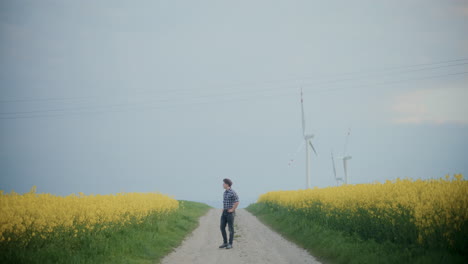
[390,86,468,125]
[460,6,468,16]
[450,1,468,17]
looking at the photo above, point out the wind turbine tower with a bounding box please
[300,88,318,189]
[332,128,352,185]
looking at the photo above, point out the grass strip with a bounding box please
[0,200,211,264]
[246,202,465,264]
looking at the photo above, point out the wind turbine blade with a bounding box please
[309,141,317,156]
[301,88,306,136]
[295,140,305,153]
[288,141,305,166]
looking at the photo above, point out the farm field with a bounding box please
[0,188,210,263]
[247,174,467,264]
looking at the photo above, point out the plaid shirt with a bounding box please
[223,188,239,209]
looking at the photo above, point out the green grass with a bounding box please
[246,202,466,264]
[0,200,211,264]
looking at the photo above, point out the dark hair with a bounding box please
[223,178,232,187]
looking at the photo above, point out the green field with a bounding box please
[247,202,466,264]
[0,200,211,264]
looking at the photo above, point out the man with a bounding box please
[219,178,239,249]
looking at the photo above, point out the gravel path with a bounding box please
[160,208,321,264]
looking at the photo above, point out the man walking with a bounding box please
[219,178,239,249]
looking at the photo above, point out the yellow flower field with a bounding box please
[0,187,179,242]
[257,174,467,250]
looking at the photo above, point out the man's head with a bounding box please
[223,178,232,189]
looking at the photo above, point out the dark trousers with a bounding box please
[220,209,235,245]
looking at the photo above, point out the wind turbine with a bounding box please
[331,150,343,186]
[300,88,317,189]
[332,128,352,185]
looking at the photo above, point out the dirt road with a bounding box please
[160,208,321,264]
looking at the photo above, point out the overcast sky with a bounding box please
[1,0,467,208]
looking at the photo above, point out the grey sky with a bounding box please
[1,0,467,208]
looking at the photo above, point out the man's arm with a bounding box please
[228,201,239,212]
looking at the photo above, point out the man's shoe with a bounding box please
[219,243,228,248]
[225,244,232,249]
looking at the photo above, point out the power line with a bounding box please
[2,70,467,119]
[1,57,467,105]
[1,69,467,120]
